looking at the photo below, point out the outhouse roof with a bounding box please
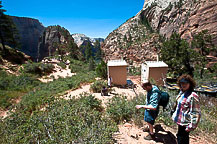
[107,60,128,66]
[145,61,168,67]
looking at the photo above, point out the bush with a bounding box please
[106,94,146,124]
[128,66,141,76]
[57,62,66,69]
[0,94,118,143]
[90,80,107,93]
[69,59,89,73]
[0,71,40,91]
[0,71,41,109]
[40,63,55,74]
[22,62,54,76]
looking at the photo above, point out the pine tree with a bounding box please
[191,30,216,78]
[160,32,196,77]
[0,1,20,52]
[96,60,107,79]
[94,40,101,61]
[68,41,80,60]
[88,56,95,71]
[84,41,92,61]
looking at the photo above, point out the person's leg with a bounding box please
[147,122,154,135]
[144,123,155,140]
[177,125,189,144]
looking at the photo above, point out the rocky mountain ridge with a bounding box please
[37,25,81,61]
[102,0,217,65]
[72,33,104,47]
[10,17,105,62]
[11,16,45,61]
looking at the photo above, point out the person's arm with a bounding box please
[136,104,156,110]
[136,91,159,110]
[170,96,179,115]
[185,94,201,132]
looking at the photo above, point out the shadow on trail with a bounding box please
[154,124,177,144]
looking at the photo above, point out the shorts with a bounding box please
[144,109,159,125]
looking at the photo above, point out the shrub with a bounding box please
[57,62,66,69]
[0,71,41,109]
[69,59,89,73]
[106,94,146,124]
[90,80,107,93]
[0,71,40,91]
[128,66,141,76]
[40,63,55,74]
[0,94,118,143]
[22,62,54,76]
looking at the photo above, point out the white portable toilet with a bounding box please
[141,61,168,86]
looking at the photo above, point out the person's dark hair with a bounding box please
[177,74,196,91]
[142,81,152,88]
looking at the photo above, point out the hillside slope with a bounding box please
[102,0,217,64]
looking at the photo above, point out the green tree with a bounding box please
[191,30,216,78]
[160,32,196,77]
[94,40,101,61]
[68,41,80,60]
[123,34,127,42]
[80,41,93,61]
[0,1,20,52]
[96,60,107,79]
[88,56,95,71]
[84,41,92,61]
[128,32,132,44]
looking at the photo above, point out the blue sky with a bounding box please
[3,0,144,38]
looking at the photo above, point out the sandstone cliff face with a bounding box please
[144,0,217,45]
[11,16,45,61]
[179,1,217,46]
[37,25,79,61]
[102,0,217,65]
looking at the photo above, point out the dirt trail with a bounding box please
[114,122,211,144]
[63,79,143,107]
[39,60,76,83]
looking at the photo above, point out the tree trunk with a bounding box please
[0,30,6,52]
[200,68,204,79]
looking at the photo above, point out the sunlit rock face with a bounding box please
[37,25,75,61]
[72,33,104,47]
[102,0,217,65]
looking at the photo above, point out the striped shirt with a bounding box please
[172,91,201,131]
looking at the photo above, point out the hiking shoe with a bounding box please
[143,126,150,132]
[144,133,155,140]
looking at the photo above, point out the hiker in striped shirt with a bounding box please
[172,74,201,144]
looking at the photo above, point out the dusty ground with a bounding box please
[63,76,145,107]
[0,109,8,118]
[38,63,76,83]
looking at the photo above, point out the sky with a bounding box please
[3,0,144,38]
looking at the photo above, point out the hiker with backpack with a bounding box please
[136,81,161,140]
[171,74,201,144]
